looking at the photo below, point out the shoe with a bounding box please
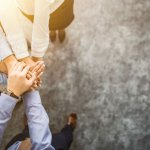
[58,30,66,43]
[67,113,77,129]
[50,31,56,42]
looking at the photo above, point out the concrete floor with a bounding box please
[2,0,150,149]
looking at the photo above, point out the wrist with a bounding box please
[3,55,18,71]
[19,56,32,63]
[3,88,22,102]
[32,56,43,62]
[19,57,35,67]
[7,88,21,97]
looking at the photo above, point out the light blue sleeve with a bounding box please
[7,141,21,150]
[23,91,55,150]
[0,93,17,145]
[0,73,7,85]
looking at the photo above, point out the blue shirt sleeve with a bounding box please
[23,91,55,150]
[0,93,17,145]
[7,141,21,150]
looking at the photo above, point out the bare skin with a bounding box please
[3,55,18,74]
[0,55,45,88]
[7,62,36,97]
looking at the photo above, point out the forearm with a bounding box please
[31,0,50,58]
[23,91,54,149]
[0,93,17,144]
[0,29,13,61]
[0,2,29,59]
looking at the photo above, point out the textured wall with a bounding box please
[2,0,150,150]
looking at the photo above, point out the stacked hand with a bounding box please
[26,61,45,89]
[7,62,37,97]
[19,57,45,88]
[1,55,45,90]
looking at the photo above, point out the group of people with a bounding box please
[0,0,76,149]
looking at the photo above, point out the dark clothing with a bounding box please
[5,125,74,150]
[49,0,74,30]
[22,0,74,30]
[52,125,74,150]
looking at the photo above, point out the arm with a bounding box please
[0,29,12,61]
[31,0,64,58]
[0,28,18,73]
[0,62,36,146]
[0,93,17,144]
[32,0,65,58]
[0,0,29,59]
[31,0,50,58]
[23,91,54,150]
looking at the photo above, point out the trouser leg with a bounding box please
[61,125,74,149]
[52,125,74,150]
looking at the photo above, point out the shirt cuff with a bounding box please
[0,93,17,113]
[31,37,49,58]
[14,51,30,60]
[31,50,46,58]
[22,91,41,107]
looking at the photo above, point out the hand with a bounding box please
[26,61,45,89]
[20,57,45,78]
[7,62,36,97]
[3,55,18,74]
[32,56,43,62]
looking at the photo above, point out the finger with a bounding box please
[28,71,32,76]
[37,82,42,87]
[33,80,37,85]
[33,84,38,88]
[36,79,42,87]
[29,61,41,72]
[22,65,30,76]
[12,62,21,72]
[36,64,45,75]
[28,72,36,85]
[32,61,44,73]
[26,73,32,79]
[37,72,44,78]
[16,62,26,72]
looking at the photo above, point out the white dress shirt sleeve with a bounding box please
[0,29,13,61]
[31,0,64,58]
[31,0,51,57]
[0,0,29,59]
[23,91,55,150]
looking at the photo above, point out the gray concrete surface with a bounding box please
[1,0,150,149]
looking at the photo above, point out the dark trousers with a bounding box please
[5,125,74,150]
